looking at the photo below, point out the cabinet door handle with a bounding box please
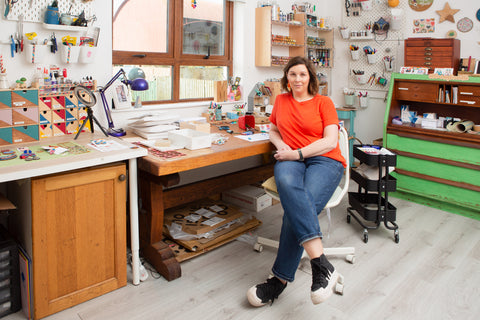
[459,100,475,105]
[460,92,473,95]
[424,62,431,66]
[398,87,409,91]
[118,174,126,181]
[425,57,432,60]
[424,47,432,51]
[424,52,432,56]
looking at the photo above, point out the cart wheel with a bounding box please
[347,215,351,224]
[346,254,356,264]
[253,243,263,252]
[363,231,368,243]
[394,233,400,243]
[335,282,344,295]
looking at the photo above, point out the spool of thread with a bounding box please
[457,120,474,132]
[473,124,480,132]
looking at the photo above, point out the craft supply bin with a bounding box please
[0,226,21,318]
[347,145,399,243]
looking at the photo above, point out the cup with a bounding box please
[344,94,355,106]
[361,0,373,11]
[60,44,80,64]
[0,74,8,89]
[340,28,350,39]
[79,46,97,63]
[367,54,377,64]
[359,96,369,108]
[355,74,367,84]
[351,50,360,60]
[25,44,49,64]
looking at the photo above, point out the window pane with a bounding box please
[113,65,172,102]
[183,0,225,56]
[113,0,169,53]
[180,66,228,99]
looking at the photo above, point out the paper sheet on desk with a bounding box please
[88,139,130,152]
[234,133,270,142]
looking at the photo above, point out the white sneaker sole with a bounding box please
[247,286,266,307]
[311,269,339,304]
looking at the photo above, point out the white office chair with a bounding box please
[254,126,355,265]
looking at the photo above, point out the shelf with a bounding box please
[271,20,303,27]
[42,23,89,32]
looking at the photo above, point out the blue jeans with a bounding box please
[271,156,343,282]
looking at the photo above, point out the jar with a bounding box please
[44,5,60,25]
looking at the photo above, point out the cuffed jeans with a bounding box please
[272,156,343,282]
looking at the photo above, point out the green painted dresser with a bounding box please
[383,73,480,219]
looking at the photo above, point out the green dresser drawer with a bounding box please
[386,133,480,166]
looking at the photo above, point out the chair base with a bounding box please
[254,237,356,264]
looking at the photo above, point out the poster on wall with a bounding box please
[413,18,435,33]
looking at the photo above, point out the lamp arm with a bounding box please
[101,90,115,129]
[101,68,128,93]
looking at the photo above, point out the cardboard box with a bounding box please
[222,185,272,212]
[168,129,211,150]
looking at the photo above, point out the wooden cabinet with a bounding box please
[11,163,127,319]
[383,73,480,219]
[255,6,333,68]
[404,38,460,74]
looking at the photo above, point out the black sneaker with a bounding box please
[247,276,287,307]
[310,254,338,304]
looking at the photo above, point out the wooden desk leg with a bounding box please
[139,173,181,281]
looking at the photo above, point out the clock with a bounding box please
[457,17,473,33]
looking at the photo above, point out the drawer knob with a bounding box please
[118,174,126,181]
[424,47,432,51]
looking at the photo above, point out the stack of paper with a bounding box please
[127,112,180,140]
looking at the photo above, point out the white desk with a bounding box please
[0,133,148,285]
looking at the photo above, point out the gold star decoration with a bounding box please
[436,2,460,23]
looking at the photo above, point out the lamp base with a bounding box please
[108,127,127,137]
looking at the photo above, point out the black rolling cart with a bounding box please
[347,145,399,243]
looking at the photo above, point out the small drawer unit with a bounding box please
[0,226,21,318]
[404,38,460,74]
[347,145,399,243]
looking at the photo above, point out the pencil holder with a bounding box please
[351,50,360,60]
[344,94,355,106]
[384,59,394,72]
[340,28,350,39]
[60,44,80,64]
[79,46,97,64]
[361,0,373,11]
[355,74,367,84]
[359,96,369,108]
[25,44,49,64]
[367,54,377,64]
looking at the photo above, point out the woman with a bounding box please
[247,56,346,306]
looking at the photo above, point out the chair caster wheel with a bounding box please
[253,243,263,252]
[337,273,345,285]
[335,282,344,295]
[346,254,356,264]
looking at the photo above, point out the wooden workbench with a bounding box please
[137,126,275,281]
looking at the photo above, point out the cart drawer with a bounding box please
[348,192,396,222]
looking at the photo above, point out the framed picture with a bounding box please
[111,82,132,109]
[433,68,454,76]
[400,67,429,74]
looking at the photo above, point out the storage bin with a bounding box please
[60,44,80,64]
[168,129,211,150]
[0,226,21,318]
[25,44,49,64]
[367,53,377,64]
[79,46,97,64]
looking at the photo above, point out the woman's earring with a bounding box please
[287,82,291,91]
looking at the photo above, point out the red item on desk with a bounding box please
[238,114,255,130]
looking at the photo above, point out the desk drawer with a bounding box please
[395,81,437,103]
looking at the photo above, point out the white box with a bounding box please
[168,129,211,150]
[222,185,272,212]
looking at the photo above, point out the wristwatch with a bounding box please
[297,148,304,161]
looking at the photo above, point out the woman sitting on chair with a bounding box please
[247,56,346,306]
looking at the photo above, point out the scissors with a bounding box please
[4,0,19,18]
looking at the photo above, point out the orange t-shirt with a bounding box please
[269,93,346,168]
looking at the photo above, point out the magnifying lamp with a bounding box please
[100,68,149,136]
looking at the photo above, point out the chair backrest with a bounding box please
[324,126,350,209]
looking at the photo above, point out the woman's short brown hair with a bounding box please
[280,56,319,96]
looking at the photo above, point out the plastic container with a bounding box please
[351,50,360,60]
[355,74,367,84]
[367,54,377,64]
[0,226,21,318]
[25,44,49,64]
[344,94,355,106]
[79,46,97,63]
[59,44,80,64]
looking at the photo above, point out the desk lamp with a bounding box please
[100,68,149,136]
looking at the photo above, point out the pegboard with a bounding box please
[4,0,94,22]
[341,0,407,92]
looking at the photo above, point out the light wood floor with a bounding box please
[5,193,480,320]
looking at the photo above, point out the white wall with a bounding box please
[0,0,478,144]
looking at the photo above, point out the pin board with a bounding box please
[4,0,94,22]
[341,0,407,92]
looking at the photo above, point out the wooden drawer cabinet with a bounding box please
[395,81,437,103]
[404,38,460,74]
